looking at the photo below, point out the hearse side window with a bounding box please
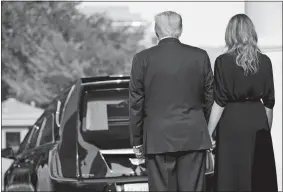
[28,122,43,149]
[58,85,75,139]
[16,126,33,155]
[81,89,130,149]
[52,86,75,141]
[38,114,54,146]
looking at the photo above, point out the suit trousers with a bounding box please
[146,150,206,192]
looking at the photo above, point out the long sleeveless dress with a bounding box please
[213,53,278,192]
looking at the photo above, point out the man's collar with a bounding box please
[158,37,180,45]
[159,36,173,41]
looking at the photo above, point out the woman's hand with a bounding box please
[207,102,224,152]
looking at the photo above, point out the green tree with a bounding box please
[2,2,146,106]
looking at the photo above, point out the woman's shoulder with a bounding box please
[214,52,235,67]
[257,52,273,71]
[258,52,271,63]
[217,52,235,60]
[216,51,271,64]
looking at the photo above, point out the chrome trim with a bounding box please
[83,79,129,86]
[36,114,55,146]
[205,171,214,175]
[35,118,47,146]
[86,88,129,92]
[76,176,148,184]
[55,100,62,128]
[76,85,83,179]
[59,85,75,140]
[100,148,135,155]
[75,126,80,179]
[109,74,126,78]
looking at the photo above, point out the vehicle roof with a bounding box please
[80,75,130,84]
[40,75,130,111]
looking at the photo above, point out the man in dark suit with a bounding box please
[129,11,214,191]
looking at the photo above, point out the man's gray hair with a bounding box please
[154,11,183,39]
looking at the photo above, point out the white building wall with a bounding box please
[1,128,29,149]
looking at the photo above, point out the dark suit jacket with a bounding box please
[129,38,214,154]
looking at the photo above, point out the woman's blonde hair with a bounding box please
[225,14,261,75]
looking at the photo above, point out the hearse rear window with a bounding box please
[86,100,129,130]
[81,89,130,149]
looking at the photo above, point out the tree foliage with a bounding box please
[2,2,146,106]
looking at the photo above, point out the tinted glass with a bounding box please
[81,89,130,149]
[28,124,41,149]
[55,85,75,141]
[17,127,33,154]
[39,114,54,145]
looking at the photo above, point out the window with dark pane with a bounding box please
[6,132,21,153]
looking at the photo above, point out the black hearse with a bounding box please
[3,76,214,192]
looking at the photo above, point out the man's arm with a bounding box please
[129,54,145,147]
[203,52,214,123]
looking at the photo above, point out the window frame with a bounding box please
[36,113,55,147]
[57,85,75,140]
[27,118,45,150]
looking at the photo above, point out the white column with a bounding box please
[2,130,6,149]
[245,2,282,190]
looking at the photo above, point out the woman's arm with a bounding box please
[209,56,227,145]
[262,56,275,130]
[208,102,225,138]
[265,107,273,129]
